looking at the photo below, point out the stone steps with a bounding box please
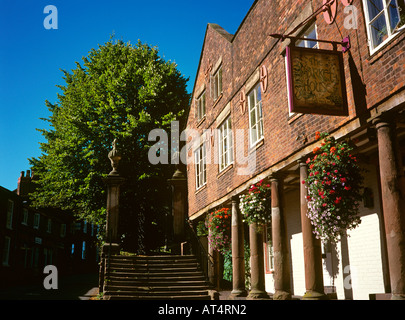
[103,254,212,300]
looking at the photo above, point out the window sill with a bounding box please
[212,93,223,108]
[196,116,206,128]
[217,163,233,179]
[250,137,264,153]
[288,112,304,125]
[195,184,207,195]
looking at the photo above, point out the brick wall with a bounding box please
[186,0,405,217]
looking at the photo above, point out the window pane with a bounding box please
[256,86,261,102]
[218,68,222,94]
[388,0,405,30]
[370,13,388,47]
[250,108,256,128]
[367,0,384,20]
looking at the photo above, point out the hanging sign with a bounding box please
[286,45,348,116]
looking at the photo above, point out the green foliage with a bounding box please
[221,240,251,289]
[196,220,208,237]
[29,38,190,249]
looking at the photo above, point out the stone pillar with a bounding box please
[208,226,219,289]
[373,115,405,300]
[168,165,188,254]
[248,222,269,299]
[103,139,125,255]
[230,196,247,298]
[271,175,291,300]
[299,161,327,300]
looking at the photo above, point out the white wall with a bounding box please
[322,163,386,300]
[265,163,387,299]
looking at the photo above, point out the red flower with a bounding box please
[302,180,306,184]
[315,131,321,140]
[313,147,320,154]
[330,147,337,154]
[344,186,351,191]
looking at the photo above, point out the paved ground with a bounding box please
[0,273,99,300]
[0,274,273,301]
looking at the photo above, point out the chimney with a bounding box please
[17,170,34,196]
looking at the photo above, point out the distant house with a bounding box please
[0,170,99,288]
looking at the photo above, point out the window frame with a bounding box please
[47,218,52,233]
[362,0,405,55]
[265,223,274,273]
[6,200,14,230]
[194,142,207,190]
[212,66,223,102]
[60,224,67,238]
[33,213,40,229]
[22,208,28,225]
[196,90,206,121]
[218,116,234,172]
[247,83,264,147]
[2,236,11,266]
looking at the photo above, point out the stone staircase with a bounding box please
[102,255,213,300]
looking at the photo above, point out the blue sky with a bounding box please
[0,0,254,191]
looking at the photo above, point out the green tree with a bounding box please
[29,38,190,252]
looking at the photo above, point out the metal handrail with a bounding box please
[185,219,213,284]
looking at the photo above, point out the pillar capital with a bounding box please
[298,158,308,167]
[372,112,396,130]
[269,171,287,182]
[231,195,240,204]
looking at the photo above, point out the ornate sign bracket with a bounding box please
[270,0,354,42]
[270,34,351,53]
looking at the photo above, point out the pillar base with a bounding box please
[247,290,270,300]
[391,293,405,300]
[273,290,291,300]
[229,289,247,299]
[302,290,328,300]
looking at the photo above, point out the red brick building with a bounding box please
[0,171,99,288]
[182,0,405,299]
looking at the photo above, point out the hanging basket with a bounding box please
[239,180,271,227]
[206,207,231,254]
[304,132,364,243]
